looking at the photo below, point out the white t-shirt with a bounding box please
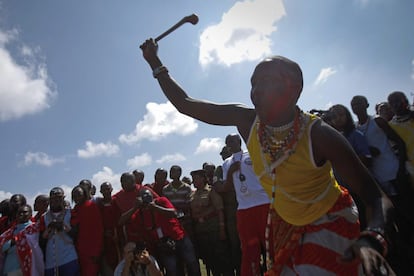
[222,150,270,210]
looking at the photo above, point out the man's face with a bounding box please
[9,195,24,213]
[155,170,167,184]
[225,136,241,154]
[121,177,135,192]
[72,187,86,205]
[250,60,300,124]
[169,167,181,180]
[100,184,113,197]
[133,171,144,184]
[330,106,347,130]
[351,97,368,116]
[192,175,206,189]
[220,146,232,160]
[388,94,406,115]
[34,197,49,212]
[17,206,32,223]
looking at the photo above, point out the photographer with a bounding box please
[39,187,80,276]
[114,242,162,276]
[119,188,201,276]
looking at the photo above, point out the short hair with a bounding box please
[225,133,241,145]
[120,172,135,184]
[351,95,369,106]
[18,204,32,213]
[388,91,408,104]
[50,187,64,197]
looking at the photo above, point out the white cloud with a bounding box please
[23,151,64,167]
[156,153,186,164]
[0,28,56,121]
[195,137,223,154]
[77,141,120,159]
[91,166,122,194]
[0,190,13,202]
[127,153,153,169]
[314,67,337,86]
[199,0,286,67]
[119,102,198,145]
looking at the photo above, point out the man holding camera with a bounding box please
[39,187,80,276]
[114,241,162,276]
[119,188,201,276]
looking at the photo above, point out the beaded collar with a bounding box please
[392,113,413,123]
[257,107,307,176]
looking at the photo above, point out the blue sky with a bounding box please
[1,0,413,204]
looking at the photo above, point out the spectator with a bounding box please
[113,172,158,247]
[214,145,242,276]
[387,91,414,187]
[119,188,201,276]
[71,185,104,276]
[78,179,93,200]
[190,169,233,276]
[149,168,169,196]
[220,134,272,275]
[8,194,27,224]
[133,170,146,186]
[114,241,162,276]
[162,165,194,243]
[0,199,11,234]
[375,102,394,122]
[328,104,372,229]
[96,182,121,276]
[33,194,49,222]
[39,187,80,276]
[351,95,406,199]
[0,204,44,276]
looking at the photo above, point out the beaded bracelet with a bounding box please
[359,229,388,256]
[153,65,169,78]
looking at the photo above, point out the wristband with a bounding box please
[153,65,168,78]
[359,230,388,256]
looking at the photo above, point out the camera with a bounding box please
[49,219,64,232]
[134,242,147,255]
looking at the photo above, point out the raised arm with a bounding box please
[140,38,255,140]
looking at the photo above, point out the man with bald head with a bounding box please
[140,38,395,275]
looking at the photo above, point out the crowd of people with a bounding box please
[1,39,414,276]
[0,92,413,276]
[1,93,413,276]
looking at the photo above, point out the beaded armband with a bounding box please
[359,229,388,256]
[153,65,169,78]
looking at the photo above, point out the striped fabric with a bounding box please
[266,188,362,276]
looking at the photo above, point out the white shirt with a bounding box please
[222,151,269,210]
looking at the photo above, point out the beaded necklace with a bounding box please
[257,107,307,270]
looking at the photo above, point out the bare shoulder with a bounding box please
[236,108,256,142]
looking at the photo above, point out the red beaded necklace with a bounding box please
[258,108,305,164]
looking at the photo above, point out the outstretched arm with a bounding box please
[312,120,394,275]
[140,38,255,141]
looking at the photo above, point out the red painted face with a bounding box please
[250,60,300,125]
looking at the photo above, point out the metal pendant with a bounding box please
[240,182,248,194]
